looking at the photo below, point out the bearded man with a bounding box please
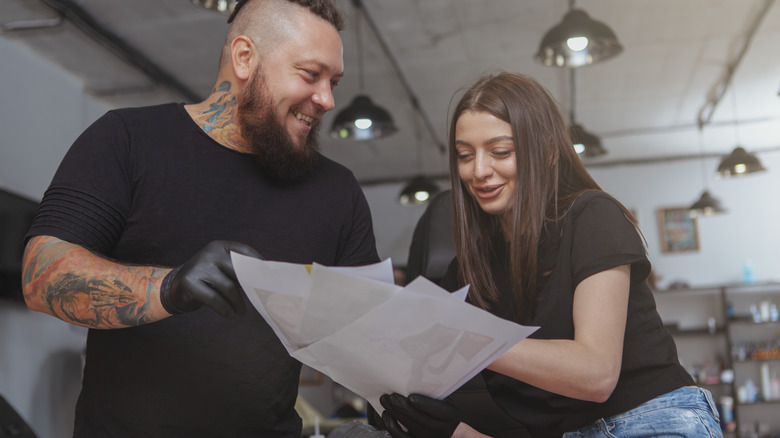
[21,1,379,436]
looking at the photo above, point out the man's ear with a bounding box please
[231,35,256,81]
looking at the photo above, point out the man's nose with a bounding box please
[313,83,335,112]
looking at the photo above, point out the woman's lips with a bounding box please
[473,184,503,199]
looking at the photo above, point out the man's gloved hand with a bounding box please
[159,240,263,318]
[367,404,387,430]
[380,393,460,438]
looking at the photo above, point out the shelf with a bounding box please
[664,326,726,336]
[732,357,780,364]
[737,400,780,407]
[727,319,780,327]
[655,281,780,295]
[699,382,732,389]
[654,282,780,434]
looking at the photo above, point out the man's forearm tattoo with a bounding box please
[45,273,152,328]
[24,237,166,329]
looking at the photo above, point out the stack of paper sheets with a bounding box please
[231,253,538,413]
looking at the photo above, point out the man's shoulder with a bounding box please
[107,102,183,122]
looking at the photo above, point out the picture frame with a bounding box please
[299,364,324,386]
[657,206,700,253]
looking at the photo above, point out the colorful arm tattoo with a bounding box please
[22,236,169,329]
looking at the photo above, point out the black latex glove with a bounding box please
[380,393,460,438]
[367,404,387,430]
[159,240,263,318]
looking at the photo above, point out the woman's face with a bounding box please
[455,111,517,220]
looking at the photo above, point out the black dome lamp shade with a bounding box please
[331,95,397,140]
[689,131,726,217]
[570,123,606,158]
[568,68,606,158]
[535,1,623,68]
[399,176,440,206]
[191,0,235,13]
[716,79,767,178]
[690,190,727,216]
[717,146,766,177]
[329,0,397,141]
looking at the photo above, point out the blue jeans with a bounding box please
[562,386,722,438]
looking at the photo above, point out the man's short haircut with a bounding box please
[228,0,345,31]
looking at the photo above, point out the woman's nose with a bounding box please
[472,155,493,179]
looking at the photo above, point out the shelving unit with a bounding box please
[654,282,780,438]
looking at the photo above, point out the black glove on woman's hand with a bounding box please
[380,393,460,438]
[159,240,263,318]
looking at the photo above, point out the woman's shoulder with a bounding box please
[567,190,622,215]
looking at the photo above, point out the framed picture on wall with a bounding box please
[657,207,700,253]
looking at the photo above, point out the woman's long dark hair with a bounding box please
[448,72,633,320]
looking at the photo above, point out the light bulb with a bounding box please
[573,143,585,154]
[354,118,373,130]
[567,36,589,51]
[734,163,747,174]
[414,191,430,202]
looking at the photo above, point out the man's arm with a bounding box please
[22,235,171,329]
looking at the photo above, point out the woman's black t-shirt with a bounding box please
[441,191,693,437]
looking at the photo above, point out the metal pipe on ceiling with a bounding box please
[35,0,203,102]
[696,0,775,129]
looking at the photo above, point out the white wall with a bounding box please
[0,37,108,201]
[589,154,780,289]
[2,32,780,435]
[0,35,103,438]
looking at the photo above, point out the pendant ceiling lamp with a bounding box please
[399,115,439,205]
[191,0,236,14]
[330,0,397,141]
[535,0,623,68]
[717,146,766,177]
[568,69,606,158]
[399,176,440,206]
[690,190,726,217]
[716,82,766,177]
[570,123,606,158]
[689,131,726,217]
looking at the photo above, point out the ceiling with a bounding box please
[2,0,779,186]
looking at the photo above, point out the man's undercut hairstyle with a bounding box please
[228,0,345,31]
[219,0,344,69]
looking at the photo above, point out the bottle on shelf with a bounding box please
[742,260,755,285]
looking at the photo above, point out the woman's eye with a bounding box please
[493,150,513,157]
[456,152,473,160]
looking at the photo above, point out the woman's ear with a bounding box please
[230,35,256,81]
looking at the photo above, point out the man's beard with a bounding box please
[237,69,320,182]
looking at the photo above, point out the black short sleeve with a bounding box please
[569,192,651,287]
[27,111,131,254]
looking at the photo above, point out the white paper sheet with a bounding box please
[231,253,538,413]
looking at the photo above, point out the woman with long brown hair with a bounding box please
[380,72,721,438]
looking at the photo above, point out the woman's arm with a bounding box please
[22,235,171,329]
[487,264,630,402]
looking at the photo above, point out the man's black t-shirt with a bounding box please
[27,103,380,437]
[442,191,693,437]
